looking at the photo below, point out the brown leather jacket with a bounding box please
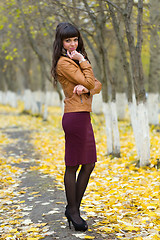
[56,56,102,113]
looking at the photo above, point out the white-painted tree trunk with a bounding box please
[137,102,150,167]
[43,92,49,121]
[129,97,150,166]
[7,91,17,108]
[23,89,33,111]
[50,91,61,107]
[147,93,159,125]
[33,91,45,104]
[116,93,127,120]
[102,102,113,155]
[110,101,120,156]
[0,91,4,104]
[92,92,103,114]
[32,91,45,115]
[43,102,48,121]
[23,90,42,115]
[31,94,40,115]
[2,92,7,105]
[5,91,10,105]
[128,99,141,157]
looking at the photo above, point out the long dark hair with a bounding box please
[51,22,89,86]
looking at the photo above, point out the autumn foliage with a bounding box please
[0,104,159,239]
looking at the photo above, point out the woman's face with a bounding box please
[63,37,78,53]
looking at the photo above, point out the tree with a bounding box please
[147,0,160,125]
[0,0,62,116]
[0,0,157,166]
[106,0,150,166]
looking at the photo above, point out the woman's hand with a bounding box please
[73,85,89,95]
[67,50,85,62]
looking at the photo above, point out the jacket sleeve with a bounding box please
[57,58,95,90]
[90,78,102,95]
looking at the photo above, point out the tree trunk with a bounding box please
[98,1,120,156]
[23,89,33,111]
[148,0,160,125]
[103,102,113,155]
[92,92,103,115]
[128,95,140,157]
[137,102,150,166]
[107,0,150,166]
[110,101,120,157]
[101,61,114,155]
[0,77,7,92]
[116,93,127,120]
[147,93,159,125]
[123,0,150,166]
[114,44,127,120]
[107,2,133,103]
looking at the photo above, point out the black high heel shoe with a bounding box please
[65,208,88,231]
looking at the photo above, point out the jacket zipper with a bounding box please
[80,95,83,104]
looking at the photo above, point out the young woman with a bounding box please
[51,22,102,231]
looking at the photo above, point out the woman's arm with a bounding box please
[57,58,95,90]
[73,78,102,96]
[90,78,102,95]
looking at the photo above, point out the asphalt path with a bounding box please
[1,123,115,240]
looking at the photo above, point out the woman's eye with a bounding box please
[64,38,78,43]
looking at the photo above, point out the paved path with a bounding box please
[1,123,115,239]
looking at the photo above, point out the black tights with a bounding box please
[64,163,95,223]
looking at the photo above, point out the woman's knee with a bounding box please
[82,163,95,173]
[65,165,79,173]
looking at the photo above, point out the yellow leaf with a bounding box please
[85,236,95,239]
[37,223,47,227]
[9,220,19,225]
[30,192,39,195]
[103,227,113,233]
[124,226,140,232]
[27,238,39,240]
[27,227,39,232]
[151,235,160,240]
[133,238,143,240]
[19,191,26,194]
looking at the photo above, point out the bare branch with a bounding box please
[105,0,123,14]
[50,0,108,14]
[81,31,100,70]
[16,0,51,81]
[82,0,97,27]
[124,0,134,18]
[53,0,74,24]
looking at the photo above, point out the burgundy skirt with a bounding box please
[62,112,97,166]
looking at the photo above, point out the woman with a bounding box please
[51,22,102,231]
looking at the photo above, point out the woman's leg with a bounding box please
[64,165,84,224]
[76,163,95,210]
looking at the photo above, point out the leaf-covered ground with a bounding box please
[0,103,159,240]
